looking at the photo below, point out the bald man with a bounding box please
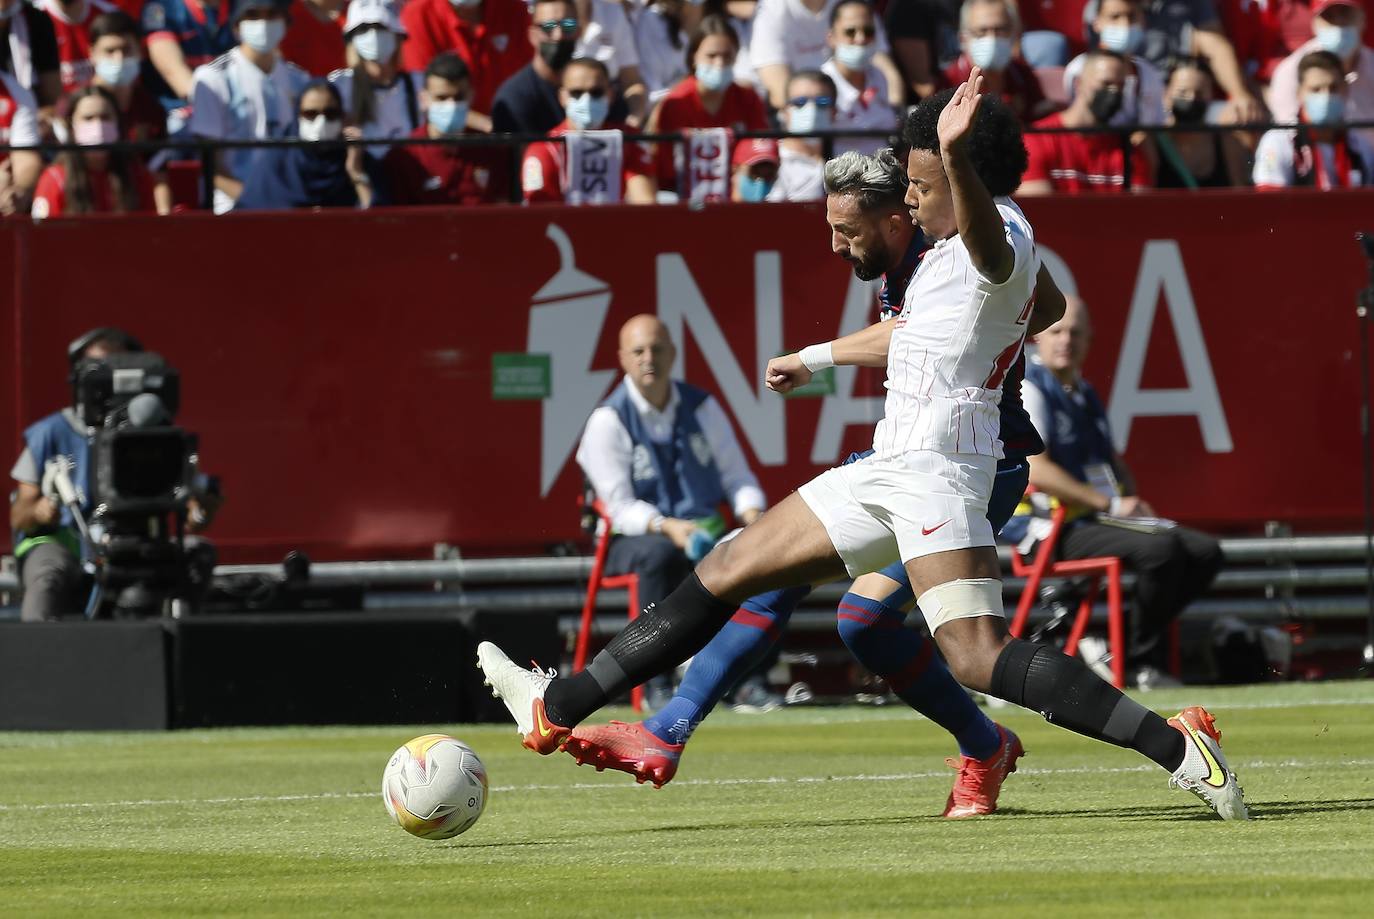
[576,315,766,643]
[1002,297,1223,690]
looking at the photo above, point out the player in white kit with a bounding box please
[478,68,1248,820]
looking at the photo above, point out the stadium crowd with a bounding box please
[1,0,1372,215]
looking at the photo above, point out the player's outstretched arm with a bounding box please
[938,66,1014,285]
[766,320,895,394]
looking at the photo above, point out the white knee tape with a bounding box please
[916,578,1005,634]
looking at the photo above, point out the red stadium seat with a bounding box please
[1033,66,1069,107]
[572,498,643,713]
[1008,495,1128,687]
[1007,491,1183,687]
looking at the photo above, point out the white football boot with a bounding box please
[475,641,570,754]
[1167,706,1250,820]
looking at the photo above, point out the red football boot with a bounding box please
[564,721,684,789]
[942,724,1025,818]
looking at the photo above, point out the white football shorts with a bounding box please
[798,450,996,577]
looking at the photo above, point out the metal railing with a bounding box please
[6,119,1374,209]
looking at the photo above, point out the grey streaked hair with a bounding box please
[822,148,907,212]
[959,0,1021,36]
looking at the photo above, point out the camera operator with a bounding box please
[8,327,219,621]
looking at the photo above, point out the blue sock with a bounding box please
[836,592,1001,760]
[643,585,810,746]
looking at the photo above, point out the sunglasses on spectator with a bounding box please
[537,18,579,33]
[839,26,875,39]
[566,87,607,99]
[789,96,835,108]
[301,108,343,119]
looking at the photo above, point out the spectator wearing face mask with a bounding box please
[1021,49,1155,194]
[751,0,904,111]
[401,0,533,127]
[730,135,779,201]
[1082,0,1263,123]
[235,78,388,209]
[140,0,237,111]
[382,50,511,204]
[329,0,422,156]
[1065,0,1166,126]
[31,84,161,218]
[1254,48,1374,186]
[766,69,834,201]
[822,0,899,154]
[575,0,649,126]
[522,56,656,203]
[490,0,585,134]
[648,15,769,191]
[86,12,164,143]
[189,0,311,213]
[279,0,347,77]
[0,70,44,215]
[946,0,1054,123]
[40,0,119,92]
[1155,57,1247,188]
[1269,0,1374,151]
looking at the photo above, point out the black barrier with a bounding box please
[0,621,171,730]
[0,609,561,730]
[6,119,1374,207]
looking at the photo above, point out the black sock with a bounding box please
[991,638,1186,772]
[544,573,736,727]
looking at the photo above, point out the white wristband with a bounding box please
[799,342,835,373]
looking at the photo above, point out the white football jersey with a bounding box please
[871,198,1039,460]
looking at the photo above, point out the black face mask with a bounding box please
[1171,97,1207,125]
[1089,86,1123,124]
[539,39,577,71]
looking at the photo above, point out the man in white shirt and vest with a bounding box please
[576,314,765,635]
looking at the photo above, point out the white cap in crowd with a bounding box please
[344,0,408,37]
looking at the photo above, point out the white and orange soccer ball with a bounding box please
[382,734,488,839]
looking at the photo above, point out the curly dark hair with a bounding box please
[900,88,1028,197]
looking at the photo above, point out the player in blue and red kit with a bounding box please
[563,147,1066,818]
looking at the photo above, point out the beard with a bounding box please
[848,241,891,281]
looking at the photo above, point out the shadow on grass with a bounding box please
[635,797,1374,833]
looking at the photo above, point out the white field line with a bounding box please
[741,696,1374,727]
[1,757,1371,814]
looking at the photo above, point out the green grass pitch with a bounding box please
[2,681,1372,917]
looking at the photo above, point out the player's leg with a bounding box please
[909,549,1247,818]
[835,458,1027,763]
[477,486,858,752]
[838,566,1002,760]
[563,584,811,786]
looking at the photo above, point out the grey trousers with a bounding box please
[19,542,86,622]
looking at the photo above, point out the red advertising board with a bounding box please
[1,191,1370,562]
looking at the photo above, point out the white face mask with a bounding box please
[94,56,140,87]
[298,114,343,142]
[967,35,1013,71]
[239,18,286,54]
[353,28,397,63]
[1315,22,1360,59]
[833,41,874,70]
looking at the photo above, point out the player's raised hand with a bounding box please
[766,353,813,394]
[938,65,985,153]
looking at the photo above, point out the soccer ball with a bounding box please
[382,734,488,839]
